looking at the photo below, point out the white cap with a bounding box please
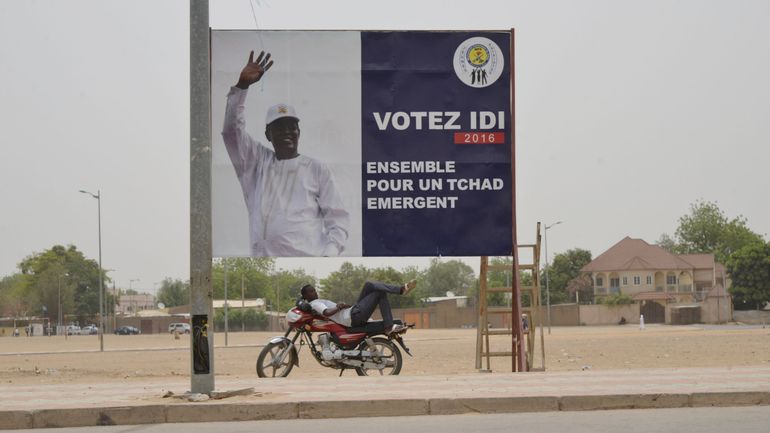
[265,103,299,125]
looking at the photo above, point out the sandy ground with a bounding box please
[1,324,769,385]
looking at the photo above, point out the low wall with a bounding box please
[547,304,580,326]
[579,304,640,325]
[698,296,733,323]
[733,310,770,325]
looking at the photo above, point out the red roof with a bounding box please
[581,237,695,272]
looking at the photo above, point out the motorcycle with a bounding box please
[256,298,413,377]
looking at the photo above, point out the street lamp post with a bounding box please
[544,221,563,335]
[57,274,63,328]
[80,189,104,352]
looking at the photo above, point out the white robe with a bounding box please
[222,87,349,256]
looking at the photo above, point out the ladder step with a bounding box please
[485,351,514,357]
[481,329,512,335]
[485,286,537,293]
[518,244,536,248]
[484,307,536,314]
[486,264,537,271]
[486,264,513,271]
[481,328,531,335]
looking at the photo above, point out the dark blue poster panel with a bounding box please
[361,31,512,256]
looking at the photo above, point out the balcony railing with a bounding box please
[678,284,693,292]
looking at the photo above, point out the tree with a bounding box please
[17,245,107,323]
[318,263,423,308]
[566,274,594,304]
[156,278,190,308]
[662,200,764,264]
[212,257,274,300]
[541,248,592,304]
[726,242,770,310]
[422,258,475,298]
[656,233,677,252]
[267,268,317,312]
[319,262,372,304]
[0,273,29,317]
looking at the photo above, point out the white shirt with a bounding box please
[222,87,349,257]
[310,299,352,327]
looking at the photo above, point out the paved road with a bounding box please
[11,407,770,433]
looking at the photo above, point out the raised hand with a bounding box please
[236,50,274,89]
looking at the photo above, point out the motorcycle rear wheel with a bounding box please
[355,337,402,376]
[256,340,296,378]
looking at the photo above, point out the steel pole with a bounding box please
[544,225,551,335]
[224,259,228,346]
[57,275,62,327]
[97,190,104,351]
[189,0,214,394]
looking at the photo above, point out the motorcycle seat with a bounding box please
[345,319,404,334]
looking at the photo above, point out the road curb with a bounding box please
[1,391,769,430]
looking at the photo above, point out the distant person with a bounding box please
[222,50,349,257]
[300,280,417,335]
[14,328,20,337]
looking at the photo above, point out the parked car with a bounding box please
[66,325,81,336]
[115,326,141,335]
[168,323,191,334]
[80,325,98,335]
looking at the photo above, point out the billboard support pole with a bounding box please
[190,0,214,394]
[509,28,526,372]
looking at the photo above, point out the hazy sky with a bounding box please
[1,0,768,295]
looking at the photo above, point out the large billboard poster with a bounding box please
[211,30,512,258]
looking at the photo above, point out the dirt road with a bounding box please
[1,324,769,385]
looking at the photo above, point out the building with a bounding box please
[116,294,156,316]
[581,237,731,323]
[213,299,266,311]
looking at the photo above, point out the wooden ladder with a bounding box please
[475,223,544,372]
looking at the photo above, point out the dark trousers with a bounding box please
[349,281,402,328]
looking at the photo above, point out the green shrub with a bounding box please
[597,293,634,306]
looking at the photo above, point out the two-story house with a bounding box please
[581,237,729,322]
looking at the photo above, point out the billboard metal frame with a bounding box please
[191,3,521,387]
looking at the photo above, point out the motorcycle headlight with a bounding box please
[286,309,302,324]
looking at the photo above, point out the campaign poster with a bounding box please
[211,30,512,258]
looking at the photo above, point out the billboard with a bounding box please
[211,30,512,258]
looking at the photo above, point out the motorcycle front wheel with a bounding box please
[355,337,403,376]
[256,340,296,378]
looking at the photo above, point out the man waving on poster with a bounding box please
[222,51,349,257]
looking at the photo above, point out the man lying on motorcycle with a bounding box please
[300,280,417,335]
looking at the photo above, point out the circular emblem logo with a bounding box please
[453,37,504,88]
[467,44,490,67]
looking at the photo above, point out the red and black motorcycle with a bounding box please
[256,298,413,377]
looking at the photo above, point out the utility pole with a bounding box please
[241,274,245,332]
[544,221,563,335]
[224,259,228,346]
